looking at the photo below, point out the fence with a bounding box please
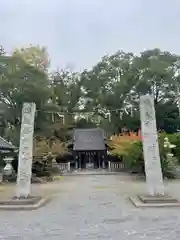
[108,161,126,172]
[58,162,71,172]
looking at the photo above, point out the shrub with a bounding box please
[33,137,69,157]
[109,132,142,158]
[32,137,70,177]
[109,132,178,179]
[123,141,144,173]
[124,139,177,178]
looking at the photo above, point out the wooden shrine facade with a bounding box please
[72,128,107,169]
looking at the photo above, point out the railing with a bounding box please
[108,161,126,172]
[58,162,71,172]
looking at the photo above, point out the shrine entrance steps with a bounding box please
[58,169,127,176]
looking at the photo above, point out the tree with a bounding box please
[128,49,180,131]
[81,51,137,133]
[51,69,82,113]
[13,45,50,72]
[80,49,180,133]
[131,49,178,102]
[0,53,51,144]
[1,44,180,146]
[0,45,5,56]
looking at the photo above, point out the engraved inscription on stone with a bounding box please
[16,103,36,198]
[23,103,32,114]
[22,115,32,125]
[140,95,164,196]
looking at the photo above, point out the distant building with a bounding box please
[68,128,107,169]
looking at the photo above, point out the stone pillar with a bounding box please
[75,161,78,169]
[102,154,105,169]
[16,103,36,198]
[140,95,164,196]
[74,155,78,169]
[108,161,111,171]
[0,172,3,183]
[79,153,81,169]
[102,160,105,169]
[98,152,101,169]
[68,162,70,171]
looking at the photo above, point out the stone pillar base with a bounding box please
[0,195,51,211]
[130,195,180,208]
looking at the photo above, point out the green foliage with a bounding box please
[159,133,180,163]
[123,141,144,173]
[51,70,82,112]
[0,54,52,144]
[80,49,180,133]
[0,45,83,144]
[113,136,178,179]
[1,44,180,152]
[13,45,50,71]
[75,118,97,128]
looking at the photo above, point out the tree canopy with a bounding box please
[0,45,180,145]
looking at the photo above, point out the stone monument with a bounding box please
[140,94,164,196]
[130,94,180,207]
[0,103,51,210]
[16,102,36,198]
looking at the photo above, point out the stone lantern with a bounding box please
[3,156,14,176]
[164,137,176,152]
[164,137,176,165]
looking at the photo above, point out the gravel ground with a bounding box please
[0,174,180,239]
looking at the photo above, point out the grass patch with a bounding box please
[53,176,64,180]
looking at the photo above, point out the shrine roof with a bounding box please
[0,137,16,150]
[73,128,106,151]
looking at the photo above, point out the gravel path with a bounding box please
[0,174,180,239]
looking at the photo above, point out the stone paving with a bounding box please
[0,174,180,239]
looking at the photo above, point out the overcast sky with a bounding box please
[0,0,180,71]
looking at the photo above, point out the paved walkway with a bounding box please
[0,174,180,239]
